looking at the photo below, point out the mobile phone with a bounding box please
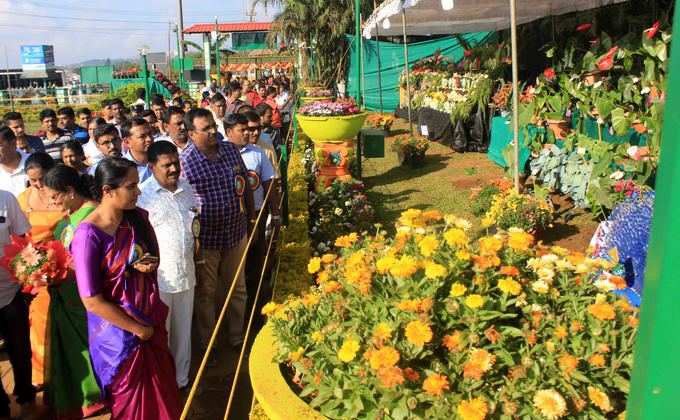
[135,254,159,265]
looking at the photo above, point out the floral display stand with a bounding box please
[300,96,334,105]
[249,324,325,420]
[315,141,355,188]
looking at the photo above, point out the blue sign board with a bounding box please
[20,45,54,71]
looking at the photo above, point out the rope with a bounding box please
[181,121,294,419]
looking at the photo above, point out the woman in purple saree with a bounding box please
[71,158,180,419]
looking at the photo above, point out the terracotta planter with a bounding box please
[250,324,326,420]
[315,141,355,187]
[546,119,570,139]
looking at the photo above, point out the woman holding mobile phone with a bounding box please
[70,158,179,419]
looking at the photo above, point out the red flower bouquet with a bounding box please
[0,235,71,294]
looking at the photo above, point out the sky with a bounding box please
[0,0,279,67]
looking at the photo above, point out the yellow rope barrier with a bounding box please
[181,128,292,419]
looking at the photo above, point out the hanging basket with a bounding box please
[250,324,326,420]
[296,112,368,143]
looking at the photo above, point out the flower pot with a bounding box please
[397,150,426,168]
[296,112,369,144]
[250,324,326,420]
[300,96,334,105]
[546,119,570,139]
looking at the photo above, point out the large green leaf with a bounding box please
[611,107,631,136]
[656,41,668,62]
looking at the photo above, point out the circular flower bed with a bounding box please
[263,209,637,419]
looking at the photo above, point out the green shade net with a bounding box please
[346,33,493,112]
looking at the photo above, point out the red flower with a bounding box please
[543,67,556,80]
[576,23,593,32]
[597,46,619,71]
[614,181,625,193]
[646,20,661,39]
[464,49,472,57]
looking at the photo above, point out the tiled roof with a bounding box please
[183,22,272,34]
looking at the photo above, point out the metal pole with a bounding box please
[354,0,362,106]
[177,0,186,89]
[141,51,151,108]
[627,5,680,417]
[4,46,13,111]
[374,0,384,114]
[215,16,220,86]
[401,9,413,135]
[167,21,172,79]
[509,0,520,190]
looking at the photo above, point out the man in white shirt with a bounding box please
[0,189,37,418]
[138,140,199,389]
[121,117,153,183]
[155,107,190,153]
[0,127,29,197]
[209,93,227,139]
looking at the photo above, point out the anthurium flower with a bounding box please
[646,20,661,39]
[543,68,556,80]
[596,46,619,71]
[576,23,593,32]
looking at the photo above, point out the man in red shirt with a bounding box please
[246,83,266,108]
[264,86,282,129]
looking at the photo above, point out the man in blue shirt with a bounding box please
[2,112,45,154]
[121,117,153,183]
[224,113,279,330]
[57,107,89,144]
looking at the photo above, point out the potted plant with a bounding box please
[253,210,637,419]
[543,91,571,139]
[296,100,368,144]
[391,134,430,168]
[481,189,553,234]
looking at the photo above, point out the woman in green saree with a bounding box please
[43,165,104,419]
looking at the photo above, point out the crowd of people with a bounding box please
[0,73,290,419]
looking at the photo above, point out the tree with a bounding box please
[255,0,374,85]
[182,35,230,68]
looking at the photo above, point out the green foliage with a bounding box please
[470,185,500,217]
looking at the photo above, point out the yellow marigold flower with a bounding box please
[289,347,304,362]
[450,282,467,297]
[533,389,568,419]
[498,277,522,295]
[481,215,494,228]
[507,230,535,251]
[376,255,398,274]
[424,261,447,279]
[588,386,612,412]
[321,253,337,264]
[311,331,324,343]
[322,280,342,294]
[307,257,322,274]
[373,322,393,341]
[316,271,330,284]
[301,293,320,307]
[554,325,568,340]
[418,235,440,257]
[465,294,485,309]
[456,249,472,261]
[531,280,550,294]
[588,302,616,321]
[368,346,400,370]
[558,353,579,377]
[457,397,488,420]
[588,353,606,368]
[389,255,419,278]
[463,348,496,380]
[337,338,360,362]
[376,366,404,388]
[404,320,433,347]
[261,302,281,316]
[422,373,449,396]
[442,331,465,352]
[478,236,503,255]
[334,232,358,248]
[444,228,468,247]
[397,299,420,312]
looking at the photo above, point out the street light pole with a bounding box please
[214,16,220,86]
[140,48,151,108]
[354,0,362,106]
[176,0,185,89]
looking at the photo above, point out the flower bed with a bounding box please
[298,100,361,117]
[263,209,637,419]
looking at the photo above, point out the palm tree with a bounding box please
[254,0,374,85]
[182,35,230,68]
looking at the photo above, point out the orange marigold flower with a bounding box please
[403,367,420,382]
[570,320,584,333]
[558,353,579,377]
[628,315,640,328]
[472,254,501,271]
[405,320,433,347]
[322,280,342,294]
[507,230,535,251]
[422,210,443,222]
[526,330,537,346]
[588,354,606,368]
[588,302,616,321]
[609,275,627,290]
[334,232,359,248]
[369,346,400,370]
[484,326,502,344]
[598,344,611,353]
[373,322,392,342]
[457,397,489,420]
[397,299,420,312]
[478,236,503,255]
[462,348,495,380]
[499,265,520,276]
[615,298,634,312]
[422,373,450,396]
[376,366,404,388]
[442,331,465,352]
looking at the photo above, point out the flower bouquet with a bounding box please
[0,235,71,294]
[482,189,553,233]
[392,134,430,168]
[298,100,361,117]
[263,209,637,419]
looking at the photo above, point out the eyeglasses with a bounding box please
[245,126,261,133]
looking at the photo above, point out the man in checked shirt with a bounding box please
[180,108,255,354]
